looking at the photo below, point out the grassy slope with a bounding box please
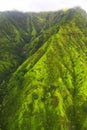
[0,11,47,129]
[0,7,87,130]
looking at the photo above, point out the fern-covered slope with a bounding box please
[0,7,87,130]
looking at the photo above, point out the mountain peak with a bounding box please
[0,7,87,130]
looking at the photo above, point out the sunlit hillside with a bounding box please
[0,7,87,130]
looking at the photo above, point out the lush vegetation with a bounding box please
[0,7,87,130]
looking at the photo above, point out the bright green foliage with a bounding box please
[0,7,87,130]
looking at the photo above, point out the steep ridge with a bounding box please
[0,7,87,130]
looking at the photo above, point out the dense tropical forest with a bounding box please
[0,7,87,130]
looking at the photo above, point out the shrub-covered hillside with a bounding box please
[0,7,87,130]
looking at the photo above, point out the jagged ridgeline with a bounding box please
[0,7,87,130]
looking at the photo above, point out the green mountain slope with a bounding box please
[0,7,87,130]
